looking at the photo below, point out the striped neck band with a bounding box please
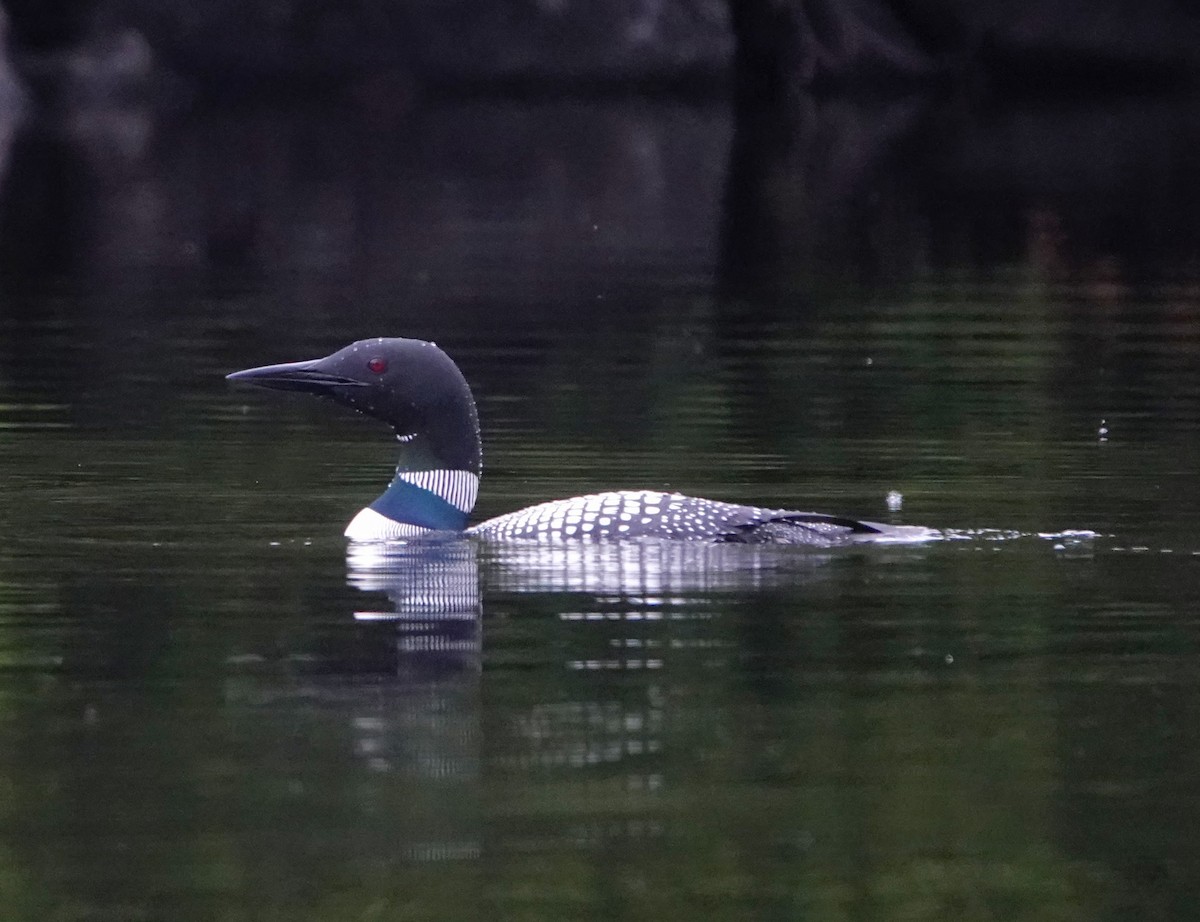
[395,469,479,514]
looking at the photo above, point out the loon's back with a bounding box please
[469,489,901,546]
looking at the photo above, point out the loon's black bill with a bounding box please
[226,359,368,393]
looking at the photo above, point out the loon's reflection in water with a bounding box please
[348,538,482,671]
[337,539,933,851]
[222,539,931,863]
[221,541,485,864]
[348,535,872,599]
[476,542,861,788]
[479,538,841,596]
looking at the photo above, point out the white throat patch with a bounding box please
[344,507,434,541]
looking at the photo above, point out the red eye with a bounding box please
[367,357,388,375]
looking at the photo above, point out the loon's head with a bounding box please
[227,337,481,476]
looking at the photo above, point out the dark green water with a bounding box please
[2,97,1200,920]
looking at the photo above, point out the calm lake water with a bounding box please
[1,94,1199,920]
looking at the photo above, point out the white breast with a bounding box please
[345,506,435,541]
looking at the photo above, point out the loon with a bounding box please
[227,337,928,545]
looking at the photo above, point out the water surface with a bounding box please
[1,95,1199,920]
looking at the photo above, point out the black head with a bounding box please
[227,337,481,474]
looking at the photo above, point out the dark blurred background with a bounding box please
[1,0,1198,307]
[1,0,1198,408]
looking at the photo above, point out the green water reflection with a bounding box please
[1,96,1199,921]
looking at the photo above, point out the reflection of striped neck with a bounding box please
[344,469,480,541]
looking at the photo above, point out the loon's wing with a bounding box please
[719,513,941,545]
[715,512,883,545]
